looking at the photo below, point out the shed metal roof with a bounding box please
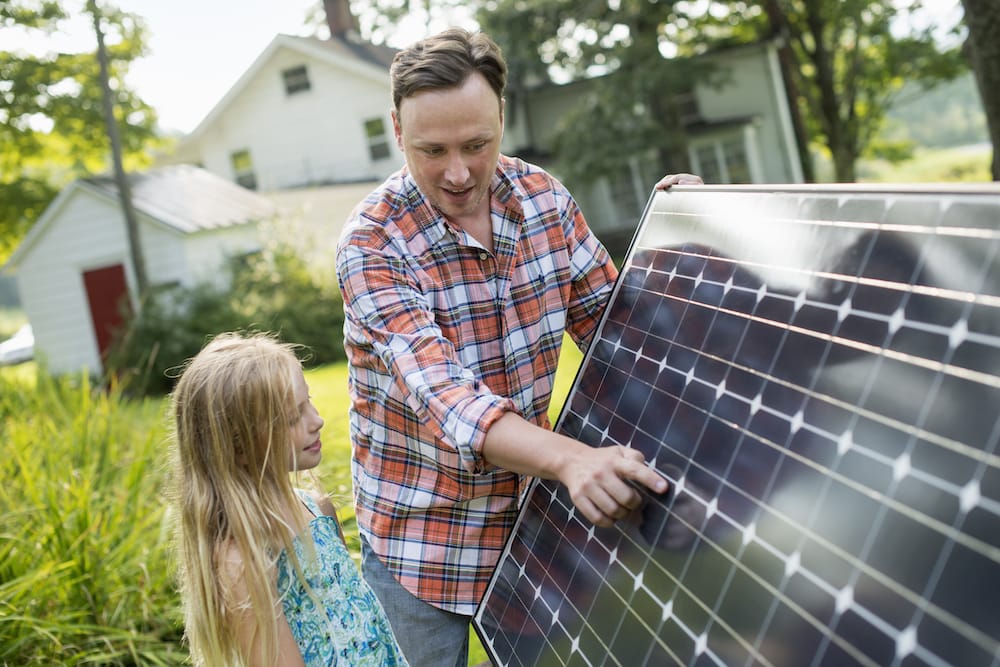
[84,164,278,234]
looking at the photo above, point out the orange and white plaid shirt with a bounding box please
[336,155,618,614]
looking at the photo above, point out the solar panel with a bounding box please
[474,185,1000,667]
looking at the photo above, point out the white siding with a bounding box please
[140,213,190,287]
[188,46,402,191]
[182,225,262,287]
[693,43,799,183]
[15,189,131,375]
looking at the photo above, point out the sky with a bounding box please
[3,0,962,136]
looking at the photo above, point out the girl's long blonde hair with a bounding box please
[170,332,307,666]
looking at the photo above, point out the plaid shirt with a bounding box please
[336,155,618,614]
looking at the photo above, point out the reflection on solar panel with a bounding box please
[474,185,1000,667]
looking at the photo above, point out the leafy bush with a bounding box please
[0,369,186,665]
[107,237,346,395]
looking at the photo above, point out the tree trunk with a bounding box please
[960,0,1000,180]
[760,0,815,182]
[89,0,148,296]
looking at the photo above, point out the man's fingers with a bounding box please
[569,446,671,527]
[619,446,645,463]
[578,497,615,528]
[615,449,669,496]
[655,173,705,190]
[592,493,622,522]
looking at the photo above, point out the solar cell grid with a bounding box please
[474,185,1000,667]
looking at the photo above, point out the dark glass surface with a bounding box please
[474,186,1000,666]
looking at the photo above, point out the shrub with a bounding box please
[107,238,346,396]
[0,369,185,664]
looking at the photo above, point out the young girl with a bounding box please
[170,332,407,666]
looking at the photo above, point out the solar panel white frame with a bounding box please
[474,184,1000,667]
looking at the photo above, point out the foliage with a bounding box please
[0,0,164,263]
[478,0,710,182]
[882,73,987,149]
[674,1,967,182]
[106,237,347,396]
[0,368,186,664]
[857,143,992,183]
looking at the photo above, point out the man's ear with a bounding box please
[391,109,404,151]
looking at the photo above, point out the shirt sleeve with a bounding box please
[561,192,620,351]
[337,231,515,474]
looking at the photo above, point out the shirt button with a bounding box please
[479,251,488,260]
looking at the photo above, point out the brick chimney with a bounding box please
[323,0,357,39]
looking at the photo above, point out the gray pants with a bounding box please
[360,535,472,667]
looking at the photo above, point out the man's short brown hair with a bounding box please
[390,28,507,111]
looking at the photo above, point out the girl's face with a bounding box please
[288,368,324,471]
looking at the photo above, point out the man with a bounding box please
[336,27,701,666]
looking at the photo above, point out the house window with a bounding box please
[364,117,391,161]
[690,134,753,184]
[695,144,723,184]
[607,167,643,225]
[722,137,751,183]
[282,65,311,95]
[230,149,258,190]
[673,90,701,126]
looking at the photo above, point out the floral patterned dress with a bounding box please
[276,491,407,666]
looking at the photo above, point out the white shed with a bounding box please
[3,164,277,376]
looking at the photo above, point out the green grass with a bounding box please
[0,338,585,666]
[858,143,993,183]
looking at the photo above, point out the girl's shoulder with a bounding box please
[295,488,338,519]
[216,540,254,606]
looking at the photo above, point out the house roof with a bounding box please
[84,164,277,234]
[4,165,276,271]
[296,33,397,70]
[181,33,398,143]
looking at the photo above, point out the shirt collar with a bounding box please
[398,157,525,248]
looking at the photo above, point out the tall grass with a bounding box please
[0,369,185,665]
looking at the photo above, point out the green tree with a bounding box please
[960,0,1000,180]
[668,1,966,182]
[0,0,161,262]
[481,0,713,184]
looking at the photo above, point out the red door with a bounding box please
[83,264,131,363]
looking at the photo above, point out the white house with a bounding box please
[2,165,277,376]
[161,0,402,192]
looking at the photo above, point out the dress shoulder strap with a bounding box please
[294,488,321,517]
